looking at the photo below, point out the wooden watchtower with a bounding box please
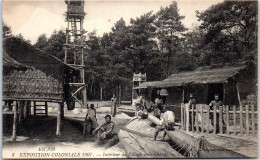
[64,0,87,107]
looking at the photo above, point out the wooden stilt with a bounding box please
[56,103,63,136]
[45,102,48,117]
[12,101,18,142]
[18,101,24,123]
[23,101,28,120]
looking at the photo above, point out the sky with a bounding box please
[2,0,222,44]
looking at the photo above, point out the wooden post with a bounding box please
[56,103,63,136]
[245,105,249,136]
[219,106,223,134]
[183,103,186,130]
[181,103,184,130]
[12,101,18,142]
[206,105,210,134]
[23,101,28,120]
[233,105,236,135]
[45,102,48,117]
[251,105,255,136]
[200,105,203,133]
[186,104,189,131]
[213,105,216,134]
[236,83,242,106]
[33,101,36,116]
[18,101,24,123]
[226,105,230,135]
[239,105,243,136]
[191,104,194,133]
[195,105,199,133]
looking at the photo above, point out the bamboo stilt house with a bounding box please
[3,37,79,103]
[3,37,80,140]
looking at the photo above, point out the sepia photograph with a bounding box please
[2,0,258,158]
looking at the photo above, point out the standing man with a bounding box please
[111,95,117,117]
[154,105,175,141]
[188,93,196,130]
[209,94,223,132]
[85,104,98,135]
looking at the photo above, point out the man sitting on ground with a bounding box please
[154,105,175,141]
[92,114,115,142]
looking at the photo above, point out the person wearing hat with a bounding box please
[92,114,115,142]
[154,105,175,141]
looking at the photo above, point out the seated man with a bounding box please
[85,104,98,134]
[93,114,115,142]
[154,106,175,141]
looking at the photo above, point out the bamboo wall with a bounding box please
[3,69,64,102]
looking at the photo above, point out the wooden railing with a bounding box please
[180,103,258,136]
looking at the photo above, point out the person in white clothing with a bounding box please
[154,105,175,141]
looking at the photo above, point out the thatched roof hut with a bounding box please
[3,37,79,103]
[3,37,80,140]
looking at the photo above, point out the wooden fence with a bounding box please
[180,103,258,136]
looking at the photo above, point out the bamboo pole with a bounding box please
[219,106,223,134]
[233,105,236,135]
[239,105,243,136]
[226,105,230,135]
[251,105,255,136]
[245,105,249,136]
[12,101,18,142]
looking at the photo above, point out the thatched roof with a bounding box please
[3,49,30,70]
[134,65,246,89]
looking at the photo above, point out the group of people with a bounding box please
[188,93,224,132]
[135,96,176,141]
[85,104,115,142]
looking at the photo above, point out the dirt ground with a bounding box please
[2,107,133,159]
